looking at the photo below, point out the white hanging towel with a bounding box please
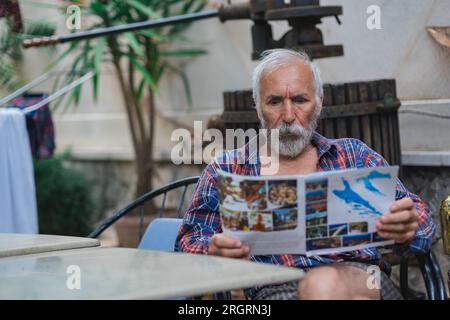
[0,108,38,233]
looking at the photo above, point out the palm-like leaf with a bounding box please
[0,18,56,93]
[48,0,208,109]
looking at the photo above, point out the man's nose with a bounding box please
[281,99,295,124]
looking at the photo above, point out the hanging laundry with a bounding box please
[0,108,38,233]
[11,93,56,159]
[0,0,22,32]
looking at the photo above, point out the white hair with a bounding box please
[252,49,323,115]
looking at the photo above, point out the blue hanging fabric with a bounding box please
[10,93,56,159]
[0,108,38,233]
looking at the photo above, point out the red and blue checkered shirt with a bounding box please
[175,132,435,295]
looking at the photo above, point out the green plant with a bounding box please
[0,14,56,92]
[34,153,96,236]
[50,0,208,200]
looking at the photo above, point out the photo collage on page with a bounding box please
[305,167,397,253]
[218,174,299,233]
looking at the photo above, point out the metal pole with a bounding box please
[23,10,219,48]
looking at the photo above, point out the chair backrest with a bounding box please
[138,218,183,252]
[88,176,199,241]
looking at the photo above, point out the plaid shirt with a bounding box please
[175,132,435,297]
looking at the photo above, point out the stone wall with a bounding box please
[401,166,450,219]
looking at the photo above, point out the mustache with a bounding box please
[275,122,307,136]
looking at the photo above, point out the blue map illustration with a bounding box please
[356,171,391,196]
[332,170,391,216]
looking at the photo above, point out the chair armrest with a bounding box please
[400,251,448,300]
[427,250,448,300]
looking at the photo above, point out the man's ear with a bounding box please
[316,95,324,114]
[254,102,263,121]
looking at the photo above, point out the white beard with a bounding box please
[260,112,319,158]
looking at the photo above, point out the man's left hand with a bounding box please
[376,197,420,244]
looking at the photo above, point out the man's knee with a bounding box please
[298,266,349,300]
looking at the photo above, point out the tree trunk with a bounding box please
[106,38,156,212]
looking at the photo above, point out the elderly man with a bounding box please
[175,49,435,300]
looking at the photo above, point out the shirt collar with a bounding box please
[311,131,338,159]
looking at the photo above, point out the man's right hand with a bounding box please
[207,234,251,260]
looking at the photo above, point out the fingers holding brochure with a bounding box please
[208,233,251,260]
[375,197,420,244]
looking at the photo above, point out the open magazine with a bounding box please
[217,166,398,256]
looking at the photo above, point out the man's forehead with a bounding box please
[265,86,307,95]
[260,63,314,93]
[262,82,312,97]
[262,60,312,78]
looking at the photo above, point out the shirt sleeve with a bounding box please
[356,140,436,255]
[174,159,223,255]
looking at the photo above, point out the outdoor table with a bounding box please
[0,233,100,258]
[0,247,304,299]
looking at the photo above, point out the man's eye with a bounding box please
[292,97,308,104]
[268,98,282,105]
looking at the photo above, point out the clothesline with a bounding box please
[0,70,95,113]
[0,68,89,107]
[0,69,95,160]
[22,71,95,114]
[0,71,53,107]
